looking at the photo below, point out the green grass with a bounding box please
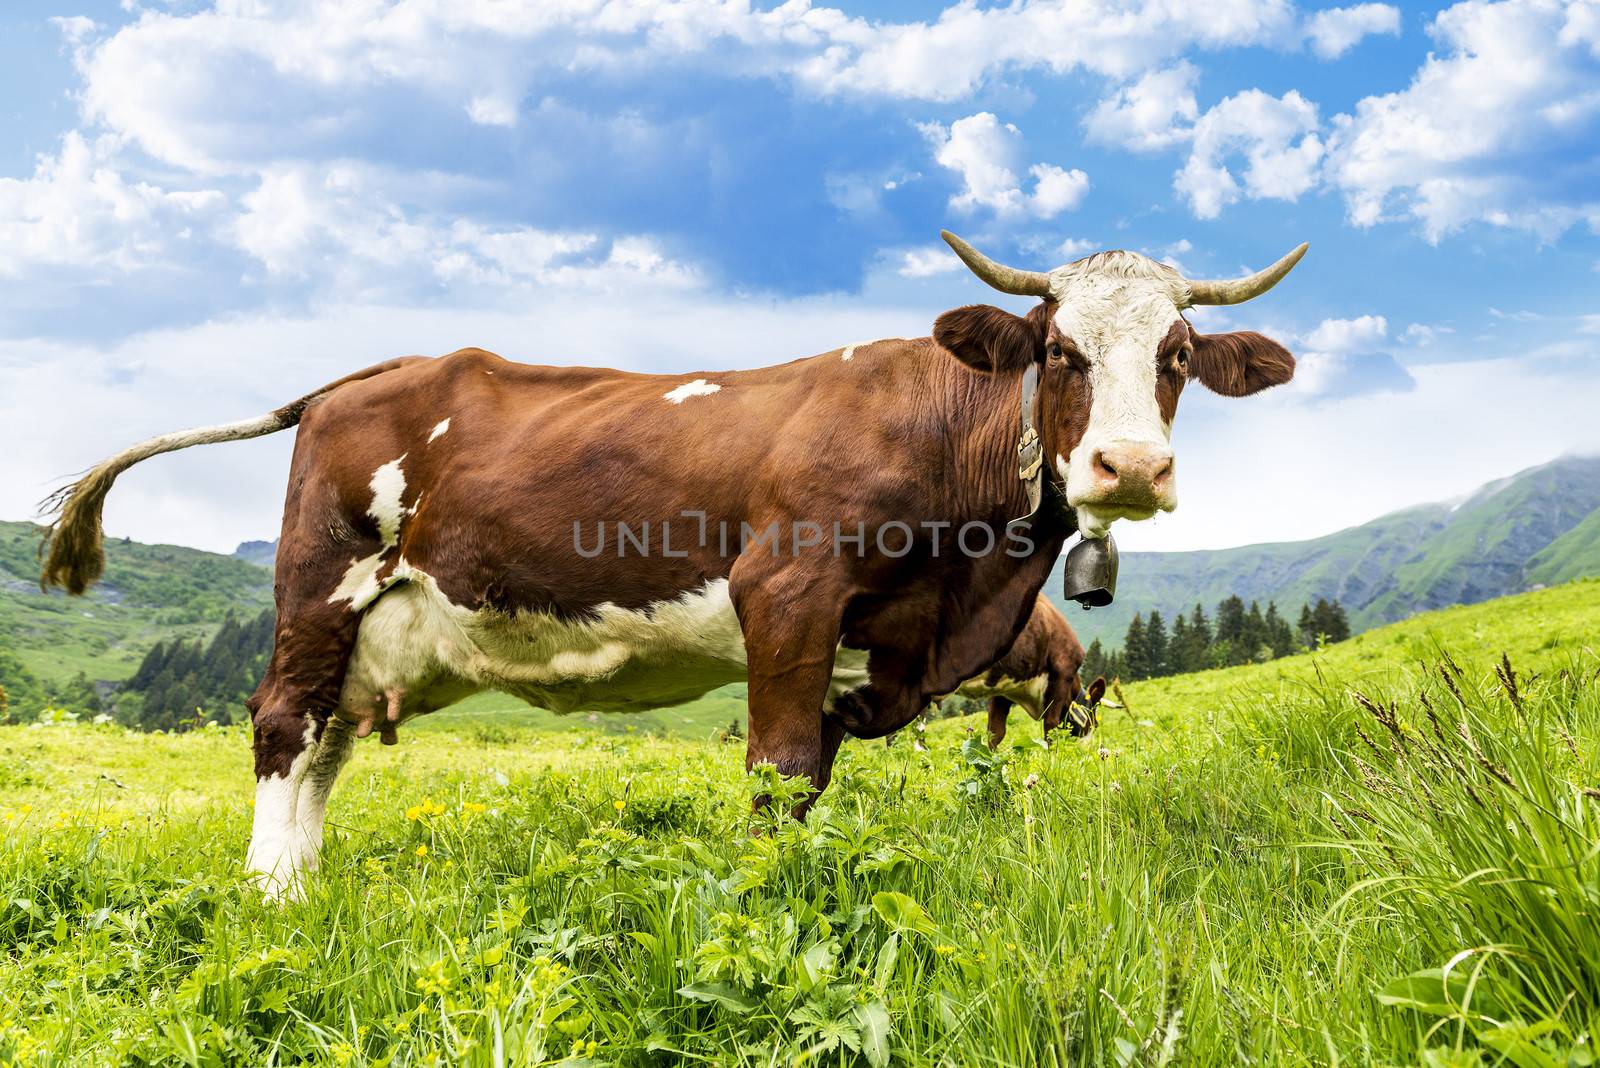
[2,579,1598,1066]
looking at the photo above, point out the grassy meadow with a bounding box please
[1,579,1598,1065]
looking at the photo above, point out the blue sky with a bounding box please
[2,0,1598,554]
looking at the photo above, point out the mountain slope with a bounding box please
[1048,454,1600,649]
[1525,505,1600,587]
[0,520,273,691]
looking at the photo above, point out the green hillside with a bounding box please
[1052,453,1600,649]
[0,520,273,692]
[1526,502,1600,586]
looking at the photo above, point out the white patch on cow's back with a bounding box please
[427,418,450,442]
[664,379,720,403]
[368,456,408,547]
[841,338,900,362]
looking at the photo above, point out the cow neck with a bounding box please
[925,353,1046,528]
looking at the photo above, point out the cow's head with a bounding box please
[933,233,1304,537]
[1048,674,1106,737]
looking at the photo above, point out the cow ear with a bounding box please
[933,303,1046,374]
[1086,677,1106,705]
[1188,331,1295,397]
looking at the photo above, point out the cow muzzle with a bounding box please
[1072,439,1176,517]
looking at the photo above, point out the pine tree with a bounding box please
[1185,603,1213,673]
[1170,614,1192,675]
[1123,614,1150,680]
[1145,610,1170,678]
[1083,638,1109,682]
[1264,602,1296,658]
[1326,599,1351,643]
[1297,603,1315,648]
[1215,596,1246,649]
[1310,598,1336,647]
[130,641,169,690]
[1241,601,1269,663]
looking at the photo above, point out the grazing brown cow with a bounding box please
[948,594,1106,746]
[41,232,1304,897]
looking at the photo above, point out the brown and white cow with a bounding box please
[948,594,1105,746]
[41,232,1304,897]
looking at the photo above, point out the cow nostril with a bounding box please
[1152,456,1174,487]
[1093,450,1119,481]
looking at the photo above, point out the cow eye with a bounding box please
[1046,341,1064,363]
[1174,346,1191,374]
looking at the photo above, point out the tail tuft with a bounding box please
[39,464,121,595]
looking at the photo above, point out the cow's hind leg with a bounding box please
[246,537,371,899]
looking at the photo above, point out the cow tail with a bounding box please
[38,357,419,595]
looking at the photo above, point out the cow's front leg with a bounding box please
[732,563,848,818]
[987,696,1012,747]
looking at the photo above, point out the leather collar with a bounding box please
[1014,363,1074,530]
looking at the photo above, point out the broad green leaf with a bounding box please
[875,933,900,990]
[676,982,758,1013]
[798,940,835,991]
[853,1000,893,1068]
[1377,969,1480,1017]
[872,891,940,938]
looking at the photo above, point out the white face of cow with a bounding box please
[1050,253,1186,537]
[935,231,1307,540]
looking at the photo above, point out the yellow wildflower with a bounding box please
[414,843,429,858]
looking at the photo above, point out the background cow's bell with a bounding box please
[1063,533,1118,609]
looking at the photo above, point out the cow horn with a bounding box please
[940,231,1054,298]
[1183,243,1309,306]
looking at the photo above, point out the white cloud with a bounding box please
[1057,237,1098,259]
[61,0,1300,181]
[1325,0,1600,240]
[1084,62,1200,151]
[221,161,699,298]
[1284,315,1414,401]
[1175,89,1323,218]
[923,113,1089,219]
[1403,322,1453,345]
[1303,314,1388,352]
[792,0,1296,100]
[896,245,960,278]
[49,15,99,46]
[0,133,225,277]
[1303,4,1402,59]
[465,94,518,127]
